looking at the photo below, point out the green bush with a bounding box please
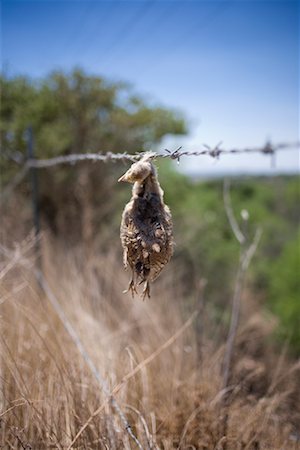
[268,231,300,353]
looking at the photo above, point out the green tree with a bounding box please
[1,69,187,241]
[268,231,300,353]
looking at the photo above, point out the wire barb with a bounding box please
[22,141,299,169]
[1,142,299,203]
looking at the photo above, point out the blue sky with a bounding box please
[1,0,299,175]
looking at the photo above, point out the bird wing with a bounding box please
[120,198,173,285]
[148,205,173,281]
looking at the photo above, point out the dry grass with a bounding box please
[0,236,299,449]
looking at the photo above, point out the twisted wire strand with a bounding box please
[26,141,299,168]
[1,142,299,203]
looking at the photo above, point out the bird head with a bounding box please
[118,153,156,183]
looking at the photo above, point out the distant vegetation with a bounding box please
[158,161,300,353]
[1,69,299,446]
[1,69,299,353]
[1,69,185,240]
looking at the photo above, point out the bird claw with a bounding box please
[123,270,151,299]
[123,279,138,298]
[141,281,151,300]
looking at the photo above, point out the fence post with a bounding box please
[27,126,42,277]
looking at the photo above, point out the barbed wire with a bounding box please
[1,141,299,205]
[26,141,299,168]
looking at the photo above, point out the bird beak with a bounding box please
[118,173,128,182]
[118,169,134,182]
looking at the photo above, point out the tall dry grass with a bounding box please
[0,235,299,449]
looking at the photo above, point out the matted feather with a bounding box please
[119,153,174,299]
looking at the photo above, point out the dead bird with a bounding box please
[118,153,174,299]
